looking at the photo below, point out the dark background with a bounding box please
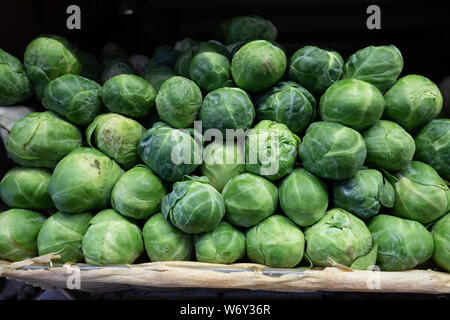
[0,0,449,299]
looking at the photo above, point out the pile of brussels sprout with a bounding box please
[0,16,449,273]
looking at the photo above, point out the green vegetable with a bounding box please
[141,65,177,91]
[368,214,434,271]
[246,215,304,268]
[6,111,82,169]
[0,209,46,261]
[37,211,93,263]
[194,221,245,264]
[101,58,135,84]
[77,50,101,82]
[431,213,450,272]
[49,147,123,213]
[0,167,53,210]
[82,209,144,266]
[0,48,32,105]
[143,213,193,261]
[190,51,232,92]
[220,16,277,44]
[222,173,278,227]
[111,165,166,220]
[279,168,328,227]
[162,176,225,234]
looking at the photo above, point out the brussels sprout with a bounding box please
[138,122,202,182]
[49,147,123,213]
[222,173,278,227]
[0,48,32,105]
[190,51,232,92]
[220,16,277,44]
[23,35,82,99]
[155,76,202,128]
[368,214,434,271]
[162,176,225,234]
[141,65,177,91]
[143,213,193,261]
[199,87,255,134]
[246,215,304,268]
[201,141,245,192]
[414,119,449,180]
[257,81,316,134]
[279,168,328,227]
[383,75,443,131]
[77,50,101,82]
[37,211,93,263]
[111,165,166,219]
[174,38,199,53]
[333,168,395,220]
[0,167,53,210]
[226,41,246,57]
[147,45,180,69]
[231,40,287,92]
[42,74,102,125]
[102,74,156,119]
[86,113,146,169]
[6,111,82,168]
[194,221,245,264]
[305,208,375,268]
[298,122,367,180]
[320,79,385,130]
[386,161,449,224]
[289,46,344,95]
[0,209,46,261]
[82,209,144,265]
[245,120,300,180]
[101,58,135,84]
[432,213,450,272]
[344,45,404,92]
[362,120,415,171]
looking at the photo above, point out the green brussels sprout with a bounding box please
[245,120,300,181]
[143,213,193,261]
[42,74,102,125]
[231,40,287,92]
[147,45,180,68]
[279,168,328,227]
[194,221,245,264]
[102,74,156,119]
[257,81,316,134]
[298,122,367,180]
[174,38,199,53]
[320,79,385,130]
[141,65,177,91]
[6,111,82,169]
[431,213,450,272]
[138,122,202,182]
[24,35,81,99]
[111,165,166,220]
[199,87,255,134]
[49,147,123,213]
[190,51,232,92]
[101,58,135,84]
[0,167,53,210]
[362,120,415,171]
[383,75,443,131]
[220,16,277,44]
[414,119,449,180]
[162,176,225,234]
[37,211,93,263]
[289,46,344,95]
[386,161,449,224]
[201,141,245,192]
[305,208,375,268]
[246,215,304,268]
[77,50,101,82]
[343,45,404,92]
[0,48,32,105]
[222,173,278,227]
[86,113,146,169]
[0,209,46,261]
[156,76,202,128]
[82,209,144,265]
[368,214,434,271]
[333,168,395,220]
